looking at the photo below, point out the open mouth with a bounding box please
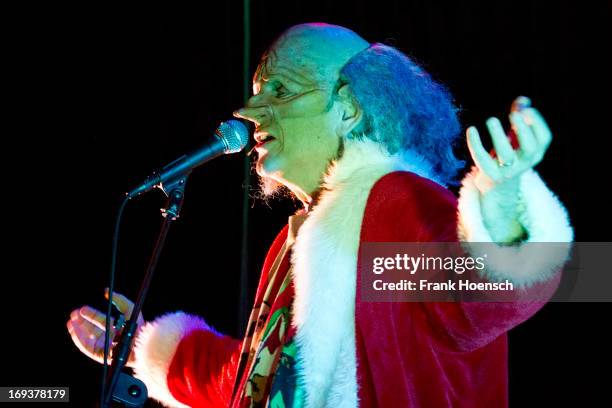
[255,134,276,148]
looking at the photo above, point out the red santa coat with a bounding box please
[131,139,573,407]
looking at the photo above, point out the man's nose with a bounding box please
[232,105,271,127]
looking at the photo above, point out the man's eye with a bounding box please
[274,83,291,97]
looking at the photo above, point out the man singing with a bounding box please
[68,23,573,407]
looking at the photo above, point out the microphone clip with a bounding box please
[159,175,189,220]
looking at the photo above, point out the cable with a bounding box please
[101,195,129,408]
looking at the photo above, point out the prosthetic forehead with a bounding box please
[254,24,370,93]
[253,48,320,93]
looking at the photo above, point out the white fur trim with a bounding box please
[457,168,573,287]
[292,139,437,407]
[131,312,212,408]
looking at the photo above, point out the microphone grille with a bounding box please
[216,120,249,153]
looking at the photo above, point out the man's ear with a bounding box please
[335,83,362,137]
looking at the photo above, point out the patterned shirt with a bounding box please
[232,213,307,407]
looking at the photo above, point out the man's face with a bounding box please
[235,41,343,199]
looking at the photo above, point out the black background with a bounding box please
[2,1,610,406]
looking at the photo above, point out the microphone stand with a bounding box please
[102,175,189,408]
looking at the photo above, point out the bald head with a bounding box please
[256,23,370,86]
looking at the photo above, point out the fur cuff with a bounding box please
[457,168,573,287]
[132,312,211,408]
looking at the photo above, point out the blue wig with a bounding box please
[339,43,464,184]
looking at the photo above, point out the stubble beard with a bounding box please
[253,136,345,205]
[252,156,292,202]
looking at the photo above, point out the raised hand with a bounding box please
[465,96,553,243]
[466,96,552,189]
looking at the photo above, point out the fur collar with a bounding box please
[290,139,439,407]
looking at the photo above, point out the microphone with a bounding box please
[127,119,249,198]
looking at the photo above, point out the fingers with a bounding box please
[466,126,500,180]
[476,96,552,158]
[510,97,551,165]
[68,307,119,363]
[467,96,553,189]
[511,96,552,149]
[486,117,516,166]
[104,288,135,317]
[524,107,552,149]
[511,96,531,112]
[509,111,537,157]
[79,305,107,331]
[67,315,105,363]
[105,289,145,326]
[68,291,143,366]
